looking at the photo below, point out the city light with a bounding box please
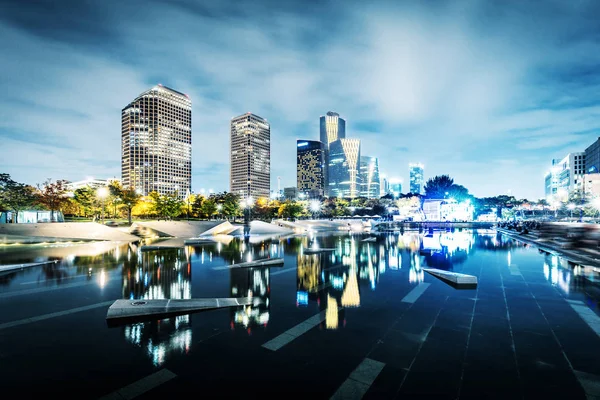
[309,200,321,213]
[97,187,109,199]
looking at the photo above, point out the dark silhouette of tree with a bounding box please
[0,173,38,223]
[36,178,69,222]
[424,175,455,199]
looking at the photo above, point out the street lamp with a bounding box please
[309,200,321,219]
[567,203,575,219]
[97,187,109,224]
[216,204,223,220]
[113,197,121,219]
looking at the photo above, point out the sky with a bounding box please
[1,0,600,200]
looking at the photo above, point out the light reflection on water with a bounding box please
[3,229,600,367]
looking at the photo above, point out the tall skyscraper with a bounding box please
[328,138,361,198]
[409,163,424,194]
[230,113,270,199]
[359,156,381,199]
[319,111,346,149]
[380,175,390,197]
[297,140,327,198]
[121,84,191,199]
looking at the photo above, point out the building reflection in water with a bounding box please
[230,267,270,333]
[292,229,532,329]
[121,247,192,366]
[191,239,277,334]
[543,254,571,295]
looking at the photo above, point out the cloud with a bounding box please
[1,0,600,200]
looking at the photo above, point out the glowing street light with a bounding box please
[216,203,223,219]
[567,203,576,219]
[309,200,321,219]
[97,187,109,224]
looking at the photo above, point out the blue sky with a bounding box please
[1,0,600,200]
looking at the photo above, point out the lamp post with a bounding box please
[567,203,575,220]
[309,200,321,220]
[113,197,121,219]
[216,204,223,220]
[97,187,109,224]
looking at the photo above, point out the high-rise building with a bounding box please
[409,163,424,194]
[544,159,561,200]
[319,111,346,149]
[585,138,599,174]
[389,178,402,198]
[380,175,390,197]
[230,113,270,199]
[545,153,585,202]
[297,140,327,198]
[359,156,380,199]
[121,84,192,199]
[328,138,361,198]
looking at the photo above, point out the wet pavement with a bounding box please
[0,229,599,399]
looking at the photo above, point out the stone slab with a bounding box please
[303,248,336,254]
[212,258,284,270]
[423,268,478,289]
[106,297,258,326]
[0,260,58,274]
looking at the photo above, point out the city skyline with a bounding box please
[2,0,600,200]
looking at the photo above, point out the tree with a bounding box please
[72,186,97,217]
[199,197,217,219]
[106,181,140,224]
[424,175,455,199]
[120,188,141,224]
[0,174,38,223]
[36,179,69,222]
[149,192,183,219]
[278,201,303,219]
[213,192,241,221]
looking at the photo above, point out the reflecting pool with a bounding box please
[1,229,599,399]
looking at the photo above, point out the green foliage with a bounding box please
[0,173,38,222]
[72,186,98,217]
[199,197,217,218]
[149,191,183,219]
[212,192,242,220]
[107,181,140,224]
[278,200,304,219]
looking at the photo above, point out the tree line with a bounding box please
[0,172,573,224]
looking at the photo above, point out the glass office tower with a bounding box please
[121,84,192,199]
[409,163,425,195]
[297,140,327,198]
[328,138,361,198]
[230,113,271,199]
[359,156,381,199]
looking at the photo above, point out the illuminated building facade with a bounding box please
[121,84,192,199]
[409,163,424,194]
[545,153,584,202]
[328,138,361,198]
[297,140,327,198]
[230,113,271,199]
[319,111,346,149]
[359,156,381,199]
